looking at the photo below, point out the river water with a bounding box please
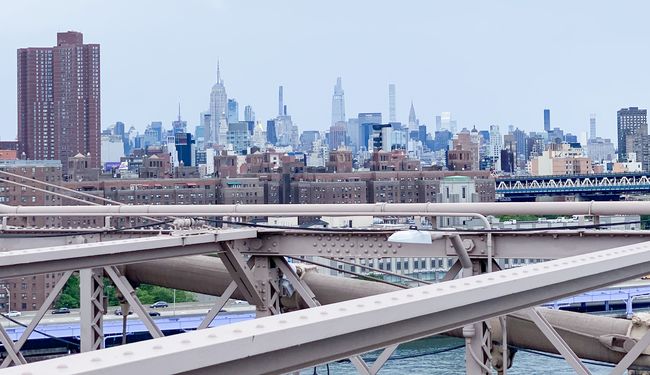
[301,336,613,374]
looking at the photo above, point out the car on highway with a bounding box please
[114,308,133,316]
[150,301,169,308]
[51,307,70,315]
[148,311,161,317]
[4,311,21,317]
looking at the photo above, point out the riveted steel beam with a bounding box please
[233,230,650,259]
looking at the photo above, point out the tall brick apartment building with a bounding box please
[17,31,100,175]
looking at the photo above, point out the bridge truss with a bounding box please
[1,203,650,374]
[496,173,650,198]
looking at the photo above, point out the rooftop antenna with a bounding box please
[217,59,221,84]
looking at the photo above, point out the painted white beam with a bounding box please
[9,240,650,375]
[3,201,650,217]
[0,229,257,279]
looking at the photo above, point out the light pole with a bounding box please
[173,289,176,317]
[1,285,10,313]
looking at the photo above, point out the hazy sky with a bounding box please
[2,0,649,141]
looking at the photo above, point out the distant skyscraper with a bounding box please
[227,122,251,154]
[175,133,195,166]
[408,102,418,132]
[209,61,228,144]
[17,31,101,172]
[172,104,187,134]
[113,122,125,137]
[267,120,278,145]
[244,105,255,122]
[489,125,502,171]
[435,116,442,131]
[388,84,397,123]
[589,114,597,141]
[358,113,382,151]
[200,112,211,146]
[227,99,239,124]
[441,112,452,132]
[617,107,648,160]
[543,109,551,132]
[331,77,346,125]
[329,122,347,150]
[450,120,457,134]
[347,118,360,152]
[278,86,284,117]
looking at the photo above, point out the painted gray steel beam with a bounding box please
[3,229,650,261]
[10,240,650,375]
[240,230,650,259]
[5,201,650,217]
[125,255,650,367]
[0,229,256,279]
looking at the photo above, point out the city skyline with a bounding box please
[3,1,650,141]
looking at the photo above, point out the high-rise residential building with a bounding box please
[209,61,228,144]
[388,84,397,123]
[543,109,551,132]
[617,107,648,161]
[408,102,418,132]
[244,105,255,122]
[17,31,101,174]
[227,99,239,124]
[590,114,597,141]
[331,77,346,125]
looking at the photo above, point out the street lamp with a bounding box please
[0,285,10,313]
[386,227,433,244]
[387,228,473,277]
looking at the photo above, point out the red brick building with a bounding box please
[17,31,101,175]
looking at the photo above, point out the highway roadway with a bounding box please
[0,300,254,328]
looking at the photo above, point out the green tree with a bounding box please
[135,284,195,305]
[54,275,80,309]
[54,275,195,308]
